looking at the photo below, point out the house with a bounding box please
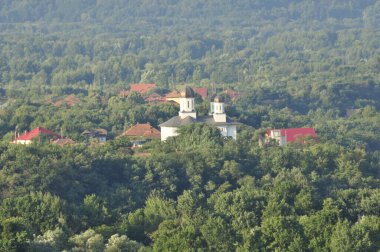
[194,87,208,99]
[165,89,182,104]
[119,123,161,147]
[81,128,108,143]
[13,127,61,145]
[118,90,130,97]
[52,138,76,146]
[159,87,239,141]
[118,84,157,97]
[130,83,157,95]
[266,128,317,146]
[50,95,81,107]
[224,89,240,102]
[145,93,166,103]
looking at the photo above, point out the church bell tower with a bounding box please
[179,87,197,119]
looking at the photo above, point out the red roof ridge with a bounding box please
[15,127,61,141]
[194,87,208,98]
[165,89,181,98]
[130,83,157,95]
[120,123,160,139]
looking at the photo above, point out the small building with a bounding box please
[145,93,166,103]
[224,89,240,102]
[82,128,108,143]
[52,138,76,146]
[118,90,130,97]
[130,83,157,95]
[50,95,81,107]
[119,83,157,97]
[165,90,182,104]
[160,87,239,141]
[266,128,317,146]
[119,123,160,147]
[194,87,208,100]
[13,127,61,145]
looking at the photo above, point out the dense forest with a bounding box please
[0,1,379,251]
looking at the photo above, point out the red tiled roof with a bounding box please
[15,127,61,141]
[52,138,76,146]
[145,93,166,102]
[53,95,81,107]
[165,90,181,98]
[224,89,240,101]
[120,123,160,139]
[130,83,156,94]
[267,128,317,143]
[194,87,208,99]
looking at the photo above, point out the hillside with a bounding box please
[0,0,379,33]
[0,1,380,251]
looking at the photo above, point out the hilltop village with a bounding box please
[8,84,317,148]
[1,80,378,252]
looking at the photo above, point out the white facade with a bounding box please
[269,130,286,146]
[216,125,237,139]
[212,98,227,123]
[213,113,227,123]
[161,127,178,141]
[160,88,238,141]
[227,125,237,140]
[15,140,31,145]
[213,101,225,114]
[179,97,196,119]
[98,136,107,143]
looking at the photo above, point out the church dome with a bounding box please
[181,86,195,98]
[213,95,224,103]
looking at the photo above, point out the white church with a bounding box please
[159,87,239,141]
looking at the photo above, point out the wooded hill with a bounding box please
[0,1,380,251]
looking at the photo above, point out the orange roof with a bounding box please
[194,87,208,99]
[224,89,240,101]
[130,83,156,94]
[145,93,166,102]
[52,138,76,146]
[51,95,81,107]
[15,127,61,141]
[120,123,160,139]
[165,90,181,98]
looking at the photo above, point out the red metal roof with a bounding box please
[130,83,156,94]
[267,128,317,143]
[120,123,160,139]
[194,87,208,99]
[15,127,61,141]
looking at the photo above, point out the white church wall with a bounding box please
[161,127,178,141]
[213,113,226,122]
[227,125,237,140]
[217,126,228,137]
